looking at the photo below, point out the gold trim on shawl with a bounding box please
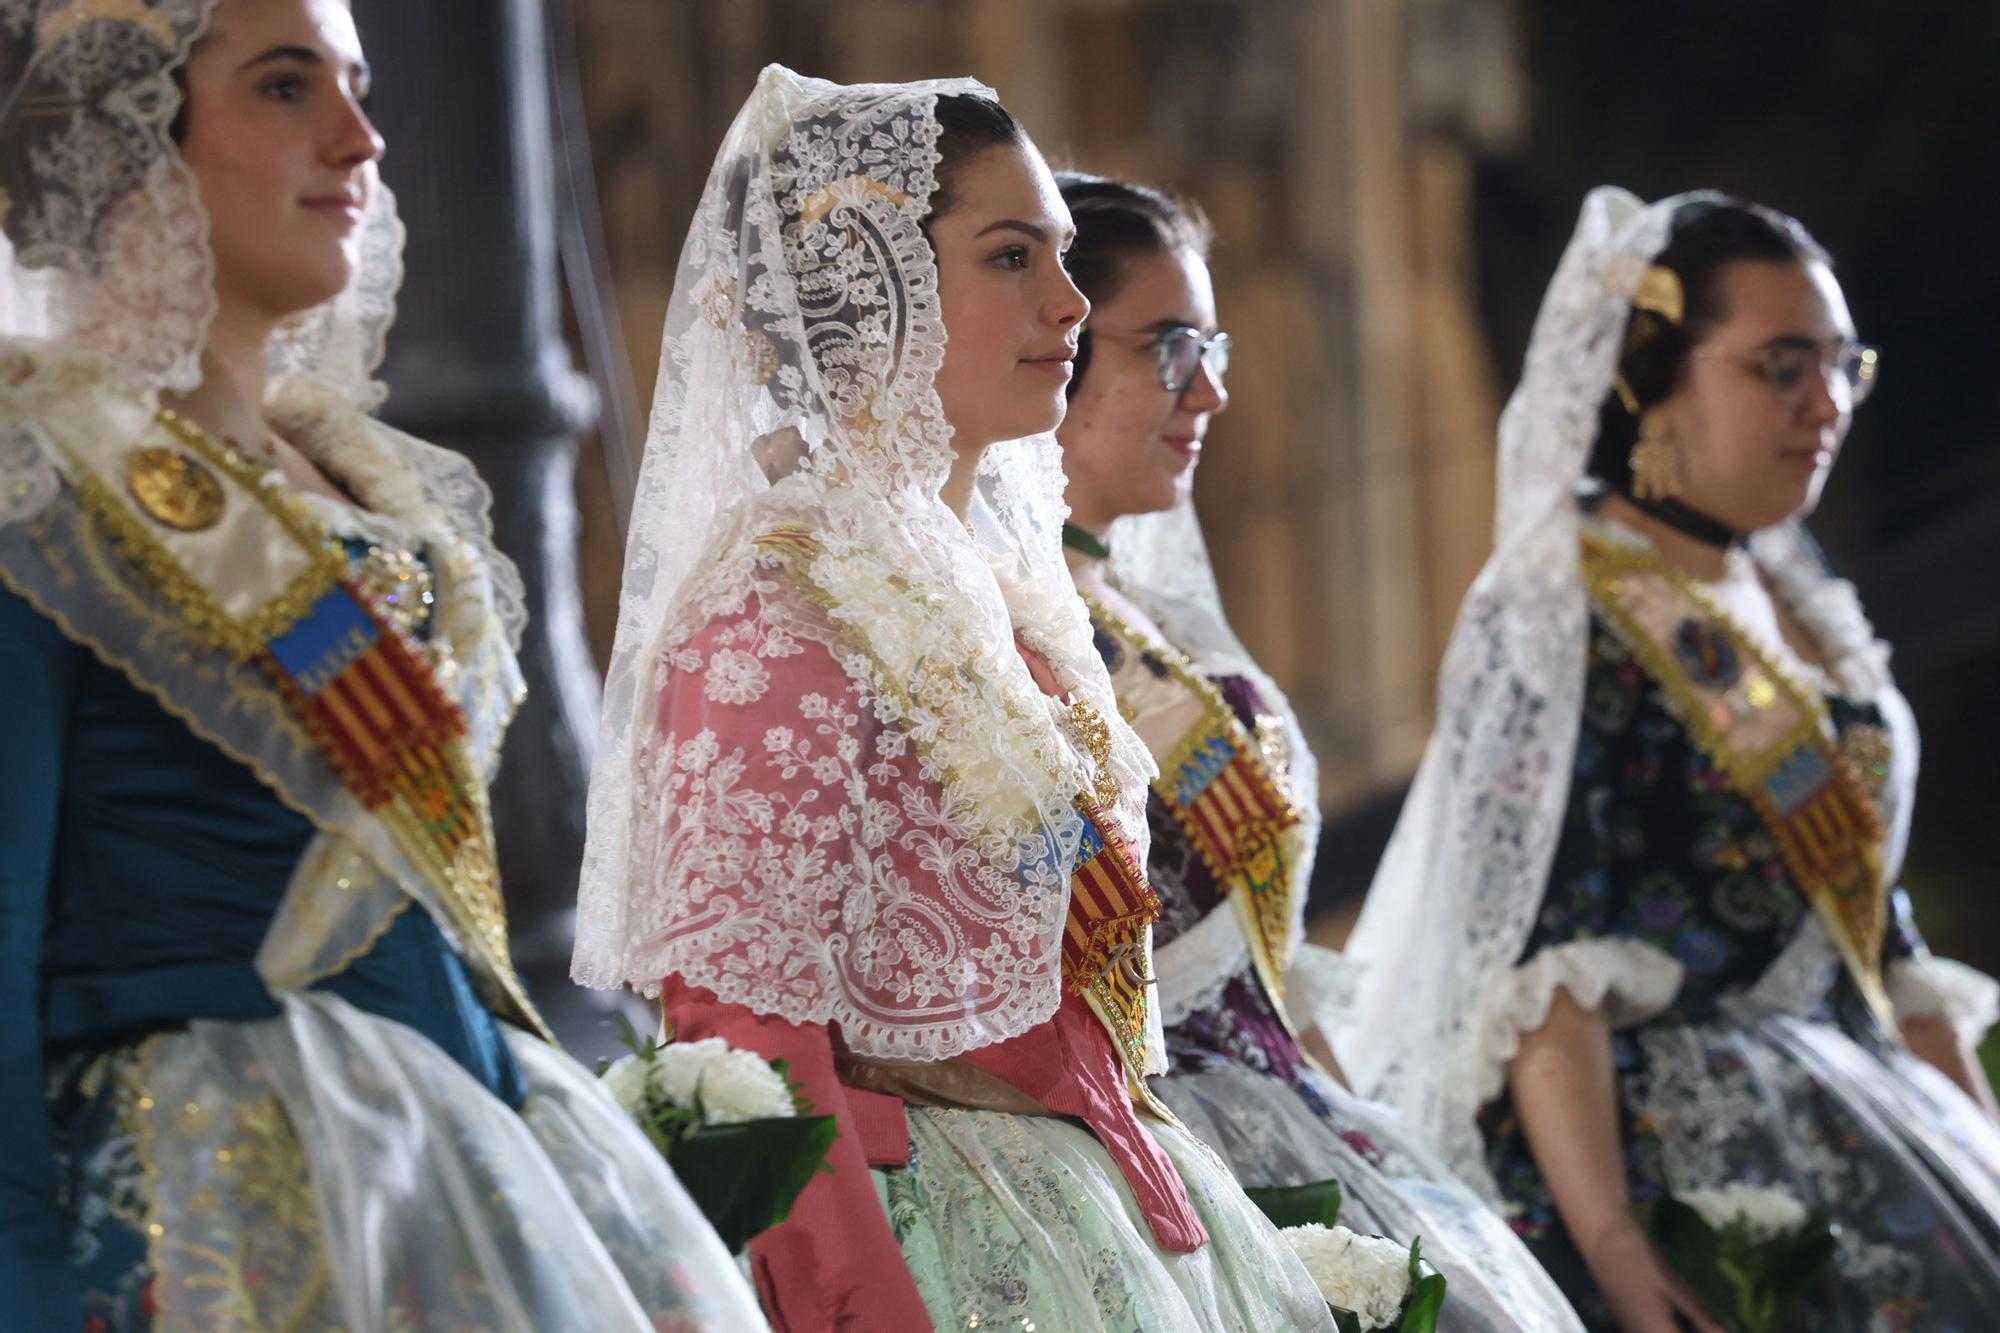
[1084,594,1310,1007]
[1581,531,1894,1028]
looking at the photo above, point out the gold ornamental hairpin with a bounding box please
[1600,255,1685,327]
[797,174,913,229]
[37,0,179,50]
[1611,262,1686,415]
[1630,264,1685,326]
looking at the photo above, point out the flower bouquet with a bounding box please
[1649,1184,1836,1333]
[1282,1223,1448,1333]
[599,1016,838,1252]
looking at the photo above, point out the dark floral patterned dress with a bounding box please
[1481,612,2000,1331]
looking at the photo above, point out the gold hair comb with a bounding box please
[1631,265,1684,326]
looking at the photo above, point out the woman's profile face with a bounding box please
[180,0,382,328]
[1660,258,1858,532]
[927,139,1088,451]
[1057,246,1226,529]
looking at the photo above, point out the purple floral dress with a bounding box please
[1093,620,1585,1333]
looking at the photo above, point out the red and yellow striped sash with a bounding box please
[1582,532,1893,1027]
[63,409,542,1035]
[1064,795,1168,1100]
[1086,597,1307,1004]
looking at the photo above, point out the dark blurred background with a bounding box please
[353,0,1999,1060]
[1471,2,2000,990]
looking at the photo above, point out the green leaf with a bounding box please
[666,1115,841,1252]
[1712,1254,1760,1332]
[638,1117,678,1158]
[604,1008,660,1056]
[769,1056,818,1116]
[1244,1178,1344,1230]
[646,1101,702,1151]
[608,1012,640,1056]
[1758,1216,1837,1329]
[1400,1268,1448,1333]
[690,1069,710,1126]
[1649,1199,1837,1333]
[1648,1198,1737,1324]
[1331,1309,1363,1333]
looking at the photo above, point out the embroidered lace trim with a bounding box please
[1483,937,1685,1102]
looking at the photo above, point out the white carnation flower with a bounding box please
[649,1037,798,1124]
[648,1037,729,1107]
[695,1047,800,1123]
[1677,1184,1809,1245]
[1283,1224,1412,1330]
[598,1053,653,1115]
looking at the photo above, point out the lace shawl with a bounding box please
[573,67,1162,1066]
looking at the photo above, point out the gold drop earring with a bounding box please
[1629,408,1680,501]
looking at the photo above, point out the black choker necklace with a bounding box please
[1062,522,1112,559]
[1620,490,1742,550]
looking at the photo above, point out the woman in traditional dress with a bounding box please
[0,2,764,1327]
[572,66,1334,1333]
[1337,187,2000,1332]
[1052,170,1584,1332]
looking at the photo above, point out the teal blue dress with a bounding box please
[0,356,767,1332]
[0,539,521,1330]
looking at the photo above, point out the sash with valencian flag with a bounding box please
[261,579,493,907]
[1064,791,1163,1084]
[51,404,544,1036]
[1085,596,1307,1008]
[1581,531,1895,1029]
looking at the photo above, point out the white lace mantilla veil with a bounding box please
[1,0,400,399]
[0,11,779,1328]
[0,0,520,639]
[1330,185,1921,1197]
[573,64,1162,1066]
[0,0,538,982]
[1106,497,1335,1026]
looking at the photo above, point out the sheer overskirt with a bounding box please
[89,991,767,1332]
[1595,1010,2000,1328]
[1157,1062,1583,1333]
[876,1106,1335,1333]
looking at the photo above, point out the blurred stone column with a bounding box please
[353,0,611,1041]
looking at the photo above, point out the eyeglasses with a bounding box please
[1691,340,1880,411]
[1086,324,1232,394]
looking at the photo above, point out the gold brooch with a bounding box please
[737,328,781,386]
[694,274,737,330]
[126,445,225,532]
[356,544,435,639]
[1842,724,1893,794]
[1068,698,1121,807]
